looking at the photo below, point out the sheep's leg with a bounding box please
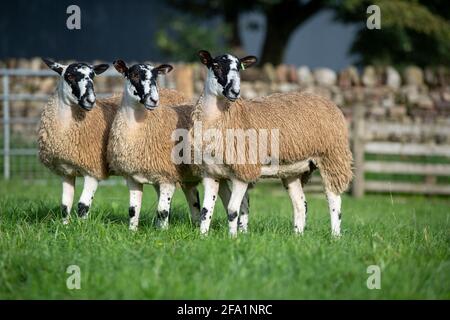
[199,177,220,235]
[181,183,201,226]
[282,177,306,234]
[227,179,249,237]
[61,176,75,225]
[77,175,98,219]
[237,191,250,233]
[156,183,175,230]
[218,180,231,208]
[127,177,143,231]
[218,180,250,233]
[326,190,342,237]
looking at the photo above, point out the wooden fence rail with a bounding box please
[351,105,450,197]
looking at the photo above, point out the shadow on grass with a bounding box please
[96,204,194,229]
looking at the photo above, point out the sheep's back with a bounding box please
[107,93,198,184]
[214,92,351,182]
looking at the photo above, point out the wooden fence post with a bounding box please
[352,103,365,198]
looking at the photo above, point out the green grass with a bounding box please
[0,179,449,299]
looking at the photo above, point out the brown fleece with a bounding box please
[38,93,121,180]
[107,88,199,184]
[191,92,353,194]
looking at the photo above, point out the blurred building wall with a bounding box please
[0,0,165,62]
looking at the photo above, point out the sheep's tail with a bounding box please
[317,145,354,194]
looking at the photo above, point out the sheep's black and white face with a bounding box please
[42,59,109,111]
[198,50,257,101]
[113,60,173,110]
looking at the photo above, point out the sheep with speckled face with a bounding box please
[38,58,120,224]
[191,50,353,237]
[107,60,249,231]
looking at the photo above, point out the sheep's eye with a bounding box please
[212,63,219,70]
[67,74,75,81]
[131,72,139,81]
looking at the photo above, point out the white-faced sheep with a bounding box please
[38,59,120,224]
[107,60,249,231]
[190,50,353,237]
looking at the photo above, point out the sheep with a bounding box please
[107,60,249,231]
[190,50,353,237]
[38,59,120,224]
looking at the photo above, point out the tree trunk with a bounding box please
[224,6,242,52]
[258,0,324,66]
[260,20,297,66]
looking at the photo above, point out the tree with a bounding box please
[334,0,450,67]
[161,0,326,64]
[158,0,450,67]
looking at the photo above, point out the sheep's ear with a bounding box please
[153,64,173,75]
[239,56,258,70]
[42,58,64,75]
[113,60,128,76]
[93,63,109,75]
[198,50,213,67]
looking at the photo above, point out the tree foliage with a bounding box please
[156,16,231,62]
[335,0,450,66]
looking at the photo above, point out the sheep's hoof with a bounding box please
[62,218,70,225]
[199,232,209,238]
[129,224,138,232]
[200,221,209,236]
[191,215,200,227]
[238,222,248,233]
[331,231,341,238]
[157,221,169,230]
[156,217,169,230]
[294,226,305,235]
[156,210,169,229]
[77,203,90,218]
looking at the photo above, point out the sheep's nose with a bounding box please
[231,89,240,96]
[87,96,95,104]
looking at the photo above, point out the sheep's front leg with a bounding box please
[181,183,201,226]
[200,177,220,235]
[127,177,143,231]
[156,183,176,229]
[326,190,342,237]
[237,191,250,233]
[61,176,75,225]
[282,177,306,234]
[218,180,250,233]
[77,175,99,219]
[227,179,249,237]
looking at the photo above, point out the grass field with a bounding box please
[0,179,449,299]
